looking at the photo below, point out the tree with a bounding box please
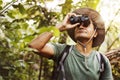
[106,48,120,80]
[0,0,120,80]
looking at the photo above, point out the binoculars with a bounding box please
[69,15,90,27]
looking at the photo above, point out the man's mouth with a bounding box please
[77,29,87,33]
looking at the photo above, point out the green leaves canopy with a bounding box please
[0,0,120,80]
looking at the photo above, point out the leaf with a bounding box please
[48,26,60,37]
[39,0,44,3]
[18,3,26,14]
[23,35,34,42]
[0,0,2,5]
[12,0,17,2]
[19,22,29,30]
[85,0,100,9]
[0,76,3,80]
[61,0,73,15]
[0,6,2,10]
[2,66,11,70]
[12,4,18,8]
[7,11,15,18]
[38,26,60,37]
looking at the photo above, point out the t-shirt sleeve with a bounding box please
[100,55,113,80]
[51,43,66,61]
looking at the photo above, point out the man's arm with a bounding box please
[28,32,54,58]
[28,13,80,58]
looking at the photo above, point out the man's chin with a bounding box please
[75,37,89,41]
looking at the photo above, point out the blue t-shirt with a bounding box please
[52,43,113,80]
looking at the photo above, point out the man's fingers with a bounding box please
[66,23,80,30]
[71,23,80,28]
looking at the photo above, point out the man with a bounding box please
[29,8,113,80]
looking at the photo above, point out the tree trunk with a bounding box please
[106,48,120,80]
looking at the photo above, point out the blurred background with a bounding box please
[0,0,120,80]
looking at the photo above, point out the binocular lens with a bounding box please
[69,15,90,27]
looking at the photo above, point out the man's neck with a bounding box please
[75,41,93,56]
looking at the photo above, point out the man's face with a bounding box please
[74,20,97,42]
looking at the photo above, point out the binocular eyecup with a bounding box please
[69,15,90,27]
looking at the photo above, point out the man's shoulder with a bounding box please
[95,51,110,64]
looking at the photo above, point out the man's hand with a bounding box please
[56,13,80,31]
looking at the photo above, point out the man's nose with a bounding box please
[77,23,85,29]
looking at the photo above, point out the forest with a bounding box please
[0,0,120,80]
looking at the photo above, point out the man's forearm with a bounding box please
[28,32,53,50]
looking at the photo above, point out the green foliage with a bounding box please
[0,0,120,80]
[84,0,100,9]
[61,0,73,15]
[0,0,2,10]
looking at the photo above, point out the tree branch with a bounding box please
[97,8,120,51]
[0,0,18,15]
